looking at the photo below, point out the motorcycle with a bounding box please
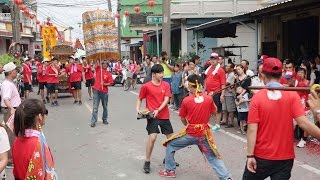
[111,71,123,86]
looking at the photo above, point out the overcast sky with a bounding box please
[37,0,117,41]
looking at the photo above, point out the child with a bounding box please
[12,99,57,179]
[171,64,183,110]
[235,86,249,135]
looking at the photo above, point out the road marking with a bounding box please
[84,102,103,122]
[129,90,320,176]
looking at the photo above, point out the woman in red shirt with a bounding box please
[12,99,57,180]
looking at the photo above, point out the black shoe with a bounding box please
[225,124,234,128]
[6,162,13,169]
[46,97,50,103]
[90,123,96,127]
[51,102,55,107]
[143,161,150,174]
[73,101,78,104]
[163,159,179,167]
[55,101,59,106]
[78,101,82,105]
[43,100,46,104]
[103,121,109,125]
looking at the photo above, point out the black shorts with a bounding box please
[24,83,31,91]
[238,112,248,122]
[213,93,222,113]
[243,157,294,180]
[146,118,174,135]
[38,82,47,90]
[71,81,82,90]
[85,78,95,87]
[47,83,58,93]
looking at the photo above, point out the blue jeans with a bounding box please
[165,134,231,180]
[91,89,109,123]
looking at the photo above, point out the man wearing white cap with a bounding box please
[1,62,21,168]
[204,53,226,131]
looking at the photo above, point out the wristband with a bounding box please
[247,155,255,158]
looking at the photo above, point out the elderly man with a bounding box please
[1,62,21,168]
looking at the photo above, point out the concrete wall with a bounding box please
[216,23,257,69]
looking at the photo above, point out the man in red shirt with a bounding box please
[90,60,114,127]
[37,59,49,104]
[244,57,320,180]
[136,64,174,174]
[22,57,32,99]
[204,53,226,131]
[46,58,60,106]
[65,56,83,105]
[159,74,232,179]
[82,57,95,100]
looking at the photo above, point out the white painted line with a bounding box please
[129,90,320,175]
[84,102,103,122]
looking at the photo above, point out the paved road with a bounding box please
[5,84,320,179]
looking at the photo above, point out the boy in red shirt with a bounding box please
[136,64,174,174]
[244,57,320,179]
[90,60,114,127]
[46,58,60,106]
[22,58,32,99]
[160,74,232,179]
[37,60,49,104]
[65,56,83,105]
[204,53,226,131]
[82,57,95,100]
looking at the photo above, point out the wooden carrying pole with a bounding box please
[248,86,310,91]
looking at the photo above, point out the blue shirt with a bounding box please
[171,71,183,95]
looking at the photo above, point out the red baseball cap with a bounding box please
[210,53,219,59]
[262,57,283,73]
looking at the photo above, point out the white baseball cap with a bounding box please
[3,62,17,72]
[210,53,219,59]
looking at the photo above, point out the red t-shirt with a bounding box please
[93,66,114,93]
[83,64,94,80]
[179,94,217,136]
[114,63,123,73]
[12,137,38,179]
[23,63,32,83]
[205,67,226,93]
[46,65,60,84]
[248,89,305,160]
[65,64,83,82]
[139,81,172,120]
[37,65,45,83]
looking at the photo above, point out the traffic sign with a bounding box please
[147,16,163,24]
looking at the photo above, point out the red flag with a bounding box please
[74,38,84,50]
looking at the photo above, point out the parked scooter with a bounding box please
[111,71,123,86]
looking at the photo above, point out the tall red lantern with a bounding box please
[115,13,120,19]
[148,0,156,8]
[19,5,26,11]
[134,6,140,13]
[14,0,23,5]
[124,11,129,16]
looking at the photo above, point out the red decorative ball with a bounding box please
[29,15,35,19]
[134,6,140,13]
[15,0,23,5]
[115,13,120,19]
[19,5,26,11]
[124,11,129,16]
[36,20,40,24]
[148,0,155,8]
[24,9,30,15]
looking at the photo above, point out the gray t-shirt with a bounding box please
[225,72,235,97]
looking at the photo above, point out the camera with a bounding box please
[137,110,154,120]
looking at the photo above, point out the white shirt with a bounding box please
[122,59,130,68]
[246,69,255,77]
[0,127,10,154]
[1,79,21,107]
[225,72,235,97]
[251,76,265,87]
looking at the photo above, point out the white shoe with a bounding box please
[211,124,221,132]
[297,139,306,148]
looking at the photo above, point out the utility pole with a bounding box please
[117,0,121,59]
[162,0,171,57]
[10,1,21,43]
[107,0,112,12]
